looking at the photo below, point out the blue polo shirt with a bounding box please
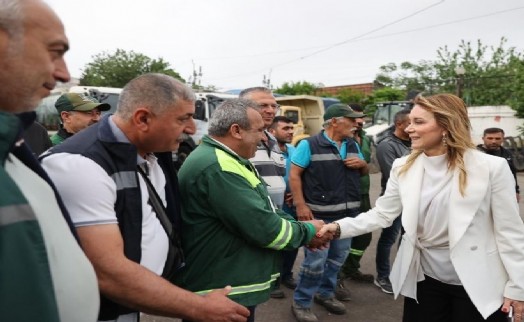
[291,131,363,168]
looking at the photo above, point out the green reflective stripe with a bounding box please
[215,149,260,187]
[266,219,292,250]
[349,248,365,256]
[195,273,279,296]
[0,204,35,226]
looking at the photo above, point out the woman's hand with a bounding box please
[317,223,338,237]
[502,297,524,322]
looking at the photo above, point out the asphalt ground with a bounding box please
[142,171,524,322]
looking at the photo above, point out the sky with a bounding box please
[47,0,524,91]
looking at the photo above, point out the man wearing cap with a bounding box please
[50,92,110,145]
[290,104,368,322]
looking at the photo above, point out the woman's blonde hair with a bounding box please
[399,93,475,196]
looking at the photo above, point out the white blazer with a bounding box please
[338,149,524,318]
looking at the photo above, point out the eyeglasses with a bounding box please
[72,110,101,117]
[258,103,281,112]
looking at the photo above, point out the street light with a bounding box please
[455,66,466,99]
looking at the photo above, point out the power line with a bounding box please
[206,5,524,82]
[206,1,445,81]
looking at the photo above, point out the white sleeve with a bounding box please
[337,159,403,239]
[42,153,118,227]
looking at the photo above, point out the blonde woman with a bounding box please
[318,93,524,321]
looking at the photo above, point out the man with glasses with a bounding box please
[239,87,288,298]
[50,92,110,145]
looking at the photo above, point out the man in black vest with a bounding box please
[290,104,368,322]
[42,73,250,322]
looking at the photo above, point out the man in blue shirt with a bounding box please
[290,104,368,322]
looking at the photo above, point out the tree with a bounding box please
[274,81,320,95]
[80,49,185,88]
[334,88,367,105]
[375,38,524,115]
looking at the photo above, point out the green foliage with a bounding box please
[369,87,405,103]
[334,88,366,105]
[274,81,319,95]
[80,49,185,88]
[363,87,406,116]
[375,38,524,115]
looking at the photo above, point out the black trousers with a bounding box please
[403,275,507,322]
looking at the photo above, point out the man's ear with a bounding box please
[230,124,242,139]
[60,111,70,123]
[133,107,152,131]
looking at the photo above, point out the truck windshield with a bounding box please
[35,93,61,131]
[373,102,411,125]
[282,109,299,124]
[207,95,226,119]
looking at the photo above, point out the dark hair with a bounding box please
[394,109,411,124]
[270,116,293,130]
[483,127,504,136]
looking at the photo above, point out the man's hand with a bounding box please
[284,192,293,207]
[296,204,313,221]
[199,286,250,322]
[304,219,325,232]
[343,157,366,169]
[307,231,334,250]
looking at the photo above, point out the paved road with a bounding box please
[143,171,524,322]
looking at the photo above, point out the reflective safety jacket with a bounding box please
[176,136,316,306]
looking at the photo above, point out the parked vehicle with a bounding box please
[275,95,339,145]
[35,86,122,131]
[173,92,237,169]
[363,101,413,145]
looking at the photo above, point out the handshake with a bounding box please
[304,220,338,250]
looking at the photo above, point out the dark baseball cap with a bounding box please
[55,93,111,113]
[323,103,365,121]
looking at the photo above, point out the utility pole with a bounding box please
[455,66,466,99]
[262,69,272,89]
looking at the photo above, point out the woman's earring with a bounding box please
[442,133,448,147]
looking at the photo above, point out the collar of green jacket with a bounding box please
[0,111,27,164]
[202,135,254,167]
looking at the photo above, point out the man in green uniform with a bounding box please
[177,98,331,322]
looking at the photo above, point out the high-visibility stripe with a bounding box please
[216,149,260,188]
[310,152,360,162]
[0,204,35,226]
[195,273,280,296]
[349,248,365,256]
[307,201,360,212]
[311,154,340,161]
[266,219,292,250]
[111,171,137,190]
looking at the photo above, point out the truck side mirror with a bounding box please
[194,100,206,121]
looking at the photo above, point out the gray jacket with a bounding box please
[376,133,411,194]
